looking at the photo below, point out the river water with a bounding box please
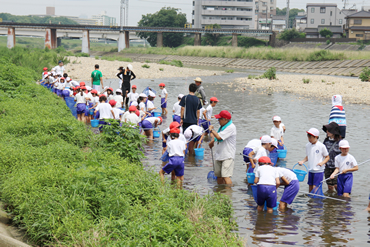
[107,72,370,246]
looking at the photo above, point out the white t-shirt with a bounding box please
[188,125,204,137]
[125,113,140,125]
[112,108,124,120]
[107,94,115,102]
[91,96,99,106]
[114,95,124,108]
[146,117,160,125]
[74,93,88,104]
[254,146,268,162]
[167,134,186,145]
[214,123,236,161]
[139,102,146,112]
[57,82,65,90]
[53,79,59,88]
[53,65,65,75]
[173,101,181,116]
[48,76,54,84]
[127,92,139,103]
[167,139,186,157]
[270,125,284,141]
[255,165,279,185]
[335,154,357,173]
[199,107,206,120]
[305,141,329,173]
[205,105,213,120]
[160,88,168,98]
[276,167,298,183]
[95,103,113,119]
[147,100,155,111]
[64,82,72,89]
[245,139,261,154]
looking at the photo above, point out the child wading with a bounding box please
[254,156,280,213]
[330,140,358,197]
[298,128,329,192]
[270,116,285,149]
[172,94,183,124]
[276,167,300,210]
[199,97,218,137]
[159,128,186,188]
[94,95,115,132]
[159,83,168,115]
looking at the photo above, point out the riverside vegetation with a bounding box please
[0,47,242,246]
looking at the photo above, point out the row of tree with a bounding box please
[0,13,78,25]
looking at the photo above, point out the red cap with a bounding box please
[159,83,165,87]
[169,121,180,129]
[170,128,180,134]
[74,86,80,90]
[210,97,219,102]
[135,109,140,116]
[43,72,48,75]
[109,100,117,106]
[80,86,86,90]
[214,110,231,120]
[43,67,48,71]
[91,89,98,94]
[258,156,272,164]
[60,77,65,80]
[99,94,105,98]
[108,87,113,92]
[129,105,137,112]
[79,82,85,86]
[132,85,137,89]
[158,116,162,123]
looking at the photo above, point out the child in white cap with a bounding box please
[147,91,157,115]
[252,135,272,171]
[330,140,358,197]
[184,124,205,154]
[172,94,183,124]
[138,93,147,112]
[114,89,124,109]
[298,128,329,192]
[271,116,285,149]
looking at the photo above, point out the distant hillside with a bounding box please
[0,13,79,25]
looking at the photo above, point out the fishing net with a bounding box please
[309,183,324,198]
[142,87,157,96]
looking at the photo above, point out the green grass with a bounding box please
[158,59,183,67]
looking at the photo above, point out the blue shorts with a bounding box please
[162,156,184,177]
[199,119,210,133]
[190,135,201,143]
[98,120,107,131]
[56,89,62,96]
[281,180,300,204]
[162,134,168,148]
[242,147,253,163]
[307,171,324,186]
[141,120,153,130]
[161,98,167,108]
[76,103,86,115]
[173,115,181,124]
[53,88,57,94]
[257,185,277,208]
[62,90,70,99]
[337,173,353,196]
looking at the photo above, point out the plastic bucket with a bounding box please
[153,130,160,138]
[270,152,279,166]
[89,109,94,115]
[292,163,308,182]
[91,119,99,128]
[246,166,255,184]
[194,148,205,157]
[153,112,161,117]
[277,148,287,159]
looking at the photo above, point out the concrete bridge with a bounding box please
[0,23,275,53]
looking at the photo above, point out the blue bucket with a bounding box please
[251,185,279,210]
[91,119,99,128]
[172,115,175,121]
[194,148,205,157]
[153,112,161,117]
[160,150,169,162]
[270,152,279,166]
[292,163,308,182]
[153,129,160,138]
[246,166,255,184]
[277,147,287,159]
[89,109,94,115]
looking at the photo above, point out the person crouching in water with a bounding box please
[159,127,186,188]
[94,95,115,133]
[141,116,162,139]
[276,167,300,211]
[254,156,280,213]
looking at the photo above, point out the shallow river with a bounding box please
[107,72,370,246]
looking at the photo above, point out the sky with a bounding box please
[0,0,367,26]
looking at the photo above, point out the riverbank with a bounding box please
[65,56,224,81]
[234,74,370,104]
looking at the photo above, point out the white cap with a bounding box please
[86,86,92,91]
[131,101,138,106]
[116,89,122,93]
[149,91,156,97]
[306,128,319,137]
[66,77,71,81]
[271,138,278,148]
[127,64,133,70]
[139,93,147,98]
[272,116,281,121]
[260,135,272,144]
[71,81,79,86]
[178,94,184,99]
[184,129,192,141]
[339,140,350,148]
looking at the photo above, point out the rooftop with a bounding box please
[306,3,337,7]
[318,25,343,33]
[345,10,370,18]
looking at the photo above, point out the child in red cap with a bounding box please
[159,83,168,115]
[110,100,123,122]
[127,85,139,106]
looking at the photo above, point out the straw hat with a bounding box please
[194,77,202,82]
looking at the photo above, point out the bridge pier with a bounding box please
[118,31,126,52]
[7,27,16,49]
[194,33,201,46]
[82,30,90,54]
[45,28,57,49]
[125,31,130,49]
[232,33,238,47]
[268,31,277,48]
[157,32,163,47]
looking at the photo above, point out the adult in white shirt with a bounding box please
[208,110,236,185]
[276,167,299,210]
[53,61,65,75]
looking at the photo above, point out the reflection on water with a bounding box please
[106,73,370,246]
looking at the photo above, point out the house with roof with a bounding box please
[345,10,370,40]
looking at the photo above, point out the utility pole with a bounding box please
[266,3,268,30]
[286,0,290,29]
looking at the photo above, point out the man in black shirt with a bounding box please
[179,83,202,131]
[118,64,136,109]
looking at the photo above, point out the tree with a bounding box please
[203,24,222,46]
[0,13,79,25]
[279,28,304,41]
[275,8,305,28]
[137,7,187,47]
[319,28,333,38]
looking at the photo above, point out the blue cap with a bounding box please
[58,60,62,63]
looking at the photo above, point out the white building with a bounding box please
[192,0,255,29]
[92,11,117,26]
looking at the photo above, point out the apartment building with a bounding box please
[192,0,255,29]
[255,0,276,19]
[92,11,116,26]
[345,10,370,40]
[305,3,346,28]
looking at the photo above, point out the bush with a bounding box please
[261,67,276,80]
[279,28,304,41]
[302,78,310,84]
[76,52,90,57]
[238,36,267,47]
[142,64,150,68]
[359,67,370,81]
[326,39,331,45]
[158,60,183,67]
[320,28,333,38]
[306,50,345,61]
[226,69,234,73]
